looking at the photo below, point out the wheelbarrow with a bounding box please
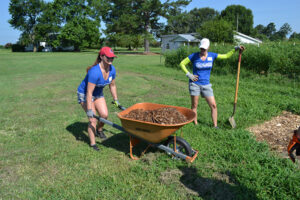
[93,102,198,163]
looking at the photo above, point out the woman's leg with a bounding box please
[205,96,217,127]
[94,97,108,132]
[80,102,97,146]
[191,95,199,125]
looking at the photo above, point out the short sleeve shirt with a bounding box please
[77,64,116,96]
[188,52,218,85]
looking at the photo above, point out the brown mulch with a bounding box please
[124,107,188,125]
[247,111,300,154]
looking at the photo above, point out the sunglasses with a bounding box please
[105,55,114,61]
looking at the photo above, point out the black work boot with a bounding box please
[90,144,100,151]
[96,130,107,139]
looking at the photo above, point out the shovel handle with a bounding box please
[234,51,242,104]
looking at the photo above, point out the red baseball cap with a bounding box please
[99,46,117,57]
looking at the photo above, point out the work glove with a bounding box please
[112,100,126,110]
[234,46,241,51]
[186,72,198,82]
[112,99,120,107]
[235,46,245,51]
[86,109,95,118]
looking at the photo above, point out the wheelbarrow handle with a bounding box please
[93,115,125,132]
[111,101,126,111]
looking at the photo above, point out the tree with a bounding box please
[58,17,100,51]
[9,0,46,52]
[276,23,292,40]
[164,7,219,34]
[289,32,300,40]
[220,5,253,35]
[34,1,62,48]
[197,19,233,43]
[104,1,142,49]
[188,7,219,32]
[262,22,276,38]
[251,24,268,40]
[254,24,265,35]
[51,0,104,50]
[104,0,191,52]
[163,12,191,34]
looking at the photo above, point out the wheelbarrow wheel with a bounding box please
[165,136,193,157]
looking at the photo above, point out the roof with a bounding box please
[234,31,262,43]
[170,34,200,42]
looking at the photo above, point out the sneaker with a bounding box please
[96,130,107,139]
[214,126,219,129]
[90,144,100,151]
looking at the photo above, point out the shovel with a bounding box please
[229,50,243,128]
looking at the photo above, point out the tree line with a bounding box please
[9,0,299,52]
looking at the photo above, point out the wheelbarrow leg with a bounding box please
[129,136,152,160]
[129,135,141,160]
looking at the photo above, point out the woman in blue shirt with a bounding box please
[77,47,121,151]
[180,38,244,128]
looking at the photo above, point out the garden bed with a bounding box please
[248,111,300,157]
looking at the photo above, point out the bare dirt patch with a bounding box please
[247,111,300,156]
[159,168,237,199]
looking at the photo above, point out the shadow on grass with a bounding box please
[66,122,154,157]
[178,166,258,200]
[196,119,238,129]
[66,122,90,145]
[101,133,157,158]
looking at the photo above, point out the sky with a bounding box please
[1,0,300,45]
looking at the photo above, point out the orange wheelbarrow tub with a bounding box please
[117,102,196,143]
[94,102,198,163]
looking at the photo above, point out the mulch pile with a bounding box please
[124,107,187,125]
[248,111,300,154]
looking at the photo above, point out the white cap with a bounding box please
[199,38,210,50]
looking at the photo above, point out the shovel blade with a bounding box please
[229,116,236,128]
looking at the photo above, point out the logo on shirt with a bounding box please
[207,57,212,61]
[195,62,213,69]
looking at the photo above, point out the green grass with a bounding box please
[0,50,299,200]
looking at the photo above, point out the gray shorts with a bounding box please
[77,92,104,104]
[189,82,214,97]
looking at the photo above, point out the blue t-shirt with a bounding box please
[188,52,218,85]
[77,64,116,96]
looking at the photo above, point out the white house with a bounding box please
[161,32,262,52]
[234,31,262,46]
[161,33,200,52]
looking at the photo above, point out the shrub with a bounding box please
[164,46,198,70]
[164,42,300,78]
[38,46,44,52]
[11,44,25,52]
[5,43,12,49]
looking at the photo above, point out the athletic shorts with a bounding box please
[77,92,104,104]
[189,82,214,97]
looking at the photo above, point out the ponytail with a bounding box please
[86,55,101,73]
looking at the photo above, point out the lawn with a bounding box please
[0,49,299,200]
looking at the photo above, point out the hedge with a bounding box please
[163,42,300,78]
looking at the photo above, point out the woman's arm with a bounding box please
[109,79,118,101]
[216,49,235,60]
[86,82,96,111]
[180,57,191,74]
[180,57,198,81]
[217,46,245,60]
